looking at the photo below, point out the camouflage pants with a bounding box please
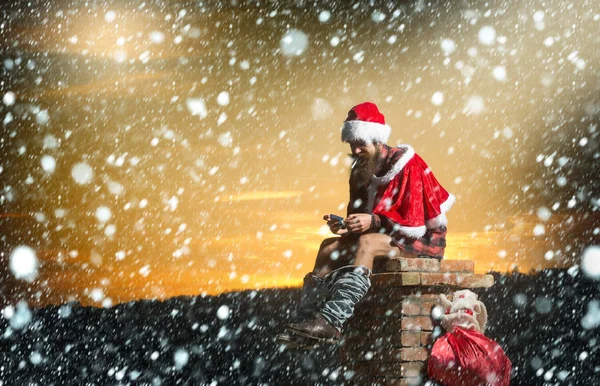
[320,266,372,331]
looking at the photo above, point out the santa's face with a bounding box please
[349,141,378,158]
[349,141,381,187]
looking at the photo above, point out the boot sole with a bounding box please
[286,328,340,345]
[275,332,320,350]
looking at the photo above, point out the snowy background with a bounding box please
[0,0,599,384]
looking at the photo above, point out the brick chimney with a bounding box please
[339,258,494,385]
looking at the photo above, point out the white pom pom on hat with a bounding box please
[341,102,392,144]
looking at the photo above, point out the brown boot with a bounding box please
[288,314,341,341]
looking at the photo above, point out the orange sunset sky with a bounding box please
[0,0,598,307]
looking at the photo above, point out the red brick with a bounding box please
[401,316,433,331]
[401,347,429,361]
[460,274,495,288]
[420,301,439,315]
[401,300,422,316]
[386,257,440,272]
[403,293,441,302]
[372,272,421,287]
[420,273,494,288]
[421,332,433,346]
[400,378,424,386]
[440,260,475,273]
[401,331,421,347]
[400,361,425,378]
[420,272,459,286]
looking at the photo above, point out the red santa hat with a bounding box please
[341,102,391,144]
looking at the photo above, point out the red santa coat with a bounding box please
[351,145,454,240]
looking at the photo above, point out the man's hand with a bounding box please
[344,213,372,234]
[323,215,349,235]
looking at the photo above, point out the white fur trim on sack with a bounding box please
[341,120,392,144]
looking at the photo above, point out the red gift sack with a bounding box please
[428,327,512,386]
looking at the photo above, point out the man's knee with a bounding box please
[356,233,394,256]
[319,237,339,250]
[356,233,378,251]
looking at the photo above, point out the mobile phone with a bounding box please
[329,214,346,228]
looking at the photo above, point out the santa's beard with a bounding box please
[350,146,381,188]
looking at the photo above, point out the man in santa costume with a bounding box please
[277,102,455,346]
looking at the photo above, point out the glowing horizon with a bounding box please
[1,0,598,308]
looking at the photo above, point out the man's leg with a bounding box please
[319,233,399,330]
[276,236,357,346]
[352,233,402,269]
[312,236,360,277]
[289,233,400,339]
[294,236,358,320]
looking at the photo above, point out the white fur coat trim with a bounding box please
[376,145,415,183]
[425,194,456,228]
[394,224,428,239]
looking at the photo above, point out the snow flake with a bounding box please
[186,98,208,118]
[95,206,112,223]
[217,305,230,320]
[371,11,386,23]
[492,66,507,82]
[353,51,365,63]
[104,10,117,23]
[89,288,104,302]
[139,265,151,277]
[174,349,189,370]
[478,26,496,45]
[9,246,38,282]
[581,300,600,329]
[149,31,165,44]
[280,29,309,57]
[580,246,600,279]
[2,91,16,106]
[463,95,485,115]
[36,110,49,125]
[41,155,56,173]
[30,352,43,365]
[431,92,444,106]
[440,39,456,55]
[217,91,230,106]
[217,131,233,147]
[107,181,124,196]
[71,162,94,185]
[217,112,227,125]
[43,134,59,149]
[536,207,551,222]
[8,301,32,329]
[318,10,331,23]
[311,98,334,120]
[533,224,545,236]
